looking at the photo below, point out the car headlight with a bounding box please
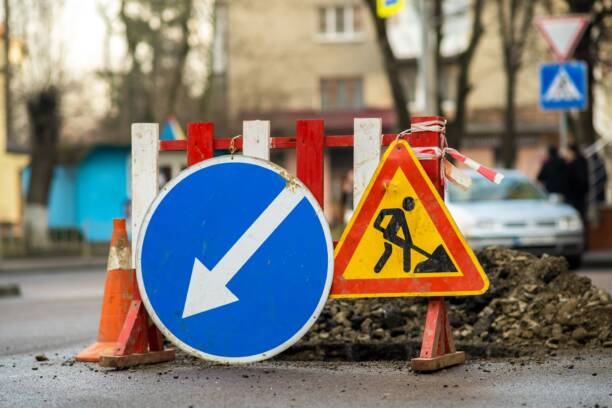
[557,215,582,231]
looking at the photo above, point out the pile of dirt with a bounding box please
[298,247,612,356]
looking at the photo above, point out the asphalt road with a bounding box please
[0,264,611,407]
[0,268,103,357]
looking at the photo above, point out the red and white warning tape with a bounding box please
[398,121,505,187]
[412,146,504,187]
[445,148,504,185]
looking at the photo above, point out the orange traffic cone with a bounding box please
[76,219,134,362]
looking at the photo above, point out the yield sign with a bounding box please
[331,139,489,298]
[534,15,589,61]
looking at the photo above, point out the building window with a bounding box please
[317,5,363,42]
[321,78,364,110]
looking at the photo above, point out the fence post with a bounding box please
[243,120,271,160]
[131,123,159,265]
[187,123,215,165]
[353,118,382,209]
[296,120,325,207]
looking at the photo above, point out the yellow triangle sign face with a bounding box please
[331,140,489,298]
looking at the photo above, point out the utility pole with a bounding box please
[418,0,438,115]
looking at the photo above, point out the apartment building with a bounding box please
[0,26,28,235]
[214,0,394,135]
[209,0,606,223]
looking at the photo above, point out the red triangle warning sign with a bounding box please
[331,140,489,298]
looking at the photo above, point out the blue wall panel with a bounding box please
[76,147,130,242]
[22,166,78,229]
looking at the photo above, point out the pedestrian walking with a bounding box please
[537,145,569,197]
[565,144,589,221]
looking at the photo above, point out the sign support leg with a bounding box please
[410,297,466,372]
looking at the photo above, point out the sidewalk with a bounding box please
[0,256,107,274]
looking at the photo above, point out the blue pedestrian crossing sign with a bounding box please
[137,156,333,363]
[539,61,587,111]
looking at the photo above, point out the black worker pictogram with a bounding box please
[372,196,458,274]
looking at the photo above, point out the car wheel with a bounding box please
[566,255,582,270]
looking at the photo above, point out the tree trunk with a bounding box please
[501,69,517,167]
[566,0,600,146]
[364,0,410,130]
[166,0,193,118]
[446,0,484,149]
[433,0,443,116]
[25,87,61,250]
[447,58,470,148]
[572,24,596,146]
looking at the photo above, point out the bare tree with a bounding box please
[564,0,611,145]
[364,0,485,143]
[446,0,485,149]
[99,0,211,136]
[10,0,65,250]
[363,0,410,130]
[165,0,194,118]
[496,0,537,167]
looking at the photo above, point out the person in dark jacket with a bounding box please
[537,145,569,197]
[565,144,589,221]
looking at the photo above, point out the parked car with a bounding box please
[446,170,584,269]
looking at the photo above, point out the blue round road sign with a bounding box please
[137,156,333,363]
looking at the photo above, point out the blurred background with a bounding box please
[0,0,610,263]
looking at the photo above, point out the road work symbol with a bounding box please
[373,196,456,274]
[331,139,488,299]
[137,156,333,363]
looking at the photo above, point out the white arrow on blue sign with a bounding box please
[137,156,333,363]
[539,61,587,111]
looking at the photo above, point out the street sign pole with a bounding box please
[559,111,569,151]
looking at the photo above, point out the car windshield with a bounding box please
[447,176,547,203]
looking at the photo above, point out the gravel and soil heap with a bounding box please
[299,247,612,355]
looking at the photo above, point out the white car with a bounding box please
[445,170,584,269]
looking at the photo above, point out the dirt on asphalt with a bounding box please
[286,247,612,360]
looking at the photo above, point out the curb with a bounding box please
[583,251,612,268]
[0,257,107,274]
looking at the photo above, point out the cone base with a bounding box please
[75,342,118,363]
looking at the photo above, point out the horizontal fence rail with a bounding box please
[132,117,445,252]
